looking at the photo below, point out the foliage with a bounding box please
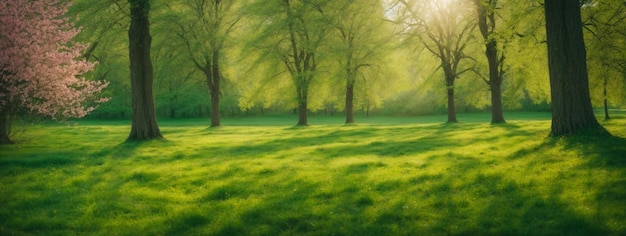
[393,0,480,122]
[61,0,626,120]
[583,1,626,110]
[0,0,108,120]
[69,0,130,118]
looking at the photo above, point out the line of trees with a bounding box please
[1,0,623,143]
[70,0,624,121]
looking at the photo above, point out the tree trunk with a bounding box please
[446,86,457,123]
[209,50,221,127]
[210,91,220,127]
[445,74,458,123]
[0,109,12,144]
[475,0,505,124]
[297,100,308,126]
[127,0,163,142]
[485,42,505,124]
[490,81,505,123]
[297,85,308,126]
[345,79,355,124]
[544,0,606,136]
[603,76,610,120]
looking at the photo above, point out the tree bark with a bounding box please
[445,71,458,123]
[490,81,505,123]
[0,108,12,144]
[297,102,308,126]
[603,76,610,120]
[208,50,221,127]
[544,0,606,136]
[474,0,505,124]
[297,85,308,126]
[446,86,458,123]
[345,79,355,124]
[210,90,220,127]
[484,36,505,124]
[127,0,163,141]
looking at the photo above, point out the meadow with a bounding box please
[1,112,625,235]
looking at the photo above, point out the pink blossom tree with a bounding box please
[0,0,108,144]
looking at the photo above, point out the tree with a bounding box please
[582,1,626,120]
[472,0,506,123]
[397,0,477,123]
[246,0,331,125]
[0,0,108,144]
[330,0,391,123]
[498,0,551,111]
[165,0,240,127]
[543,0,607,136]
[127,0,163,141]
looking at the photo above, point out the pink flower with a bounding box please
[0,0,108,120]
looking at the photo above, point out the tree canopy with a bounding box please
[0,0,108,144]
[26,0,624,130]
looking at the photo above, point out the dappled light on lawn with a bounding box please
[1,113,625,235]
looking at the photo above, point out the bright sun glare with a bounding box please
[438,0,454,7]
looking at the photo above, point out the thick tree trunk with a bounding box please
[485,42,505,124]
[490,81,505,124]
[127,0,163,142]
[297,101,308,126]
[544,0,606,136]
[0,109,12,144]
[446,86,457,123]
[475,0,506,124]
[345,79,355,124]
[445,72,458,123]
[297,85,308,126]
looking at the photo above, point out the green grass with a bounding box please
[1,112,625,235]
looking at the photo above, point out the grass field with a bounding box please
[1,112,625,235]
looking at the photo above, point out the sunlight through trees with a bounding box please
[1,0,624,141]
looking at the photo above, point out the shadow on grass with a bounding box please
[190,122,537,162]
[3,118,624,235]
[169,156,615,235]
[0,152,79,169]
[162,125,624,235]
[503,133,626,234]
[158,127,625,235]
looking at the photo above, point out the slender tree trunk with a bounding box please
[210,91,220,127]
[0,108,12,144]
[603,76,610,120]
[345,79,355,124]
[127,0,163,141]
[544,0,606,136]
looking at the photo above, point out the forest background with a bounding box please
[67,0,625,121]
